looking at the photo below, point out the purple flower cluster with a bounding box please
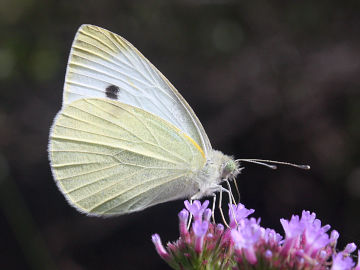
[152,200,360,270]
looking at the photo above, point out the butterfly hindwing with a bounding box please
[49,98,206,215]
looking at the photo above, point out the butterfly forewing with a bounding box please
[63,24,212,155]
[49,98,206,215]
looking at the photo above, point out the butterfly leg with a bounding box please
[191,185,235,227]
[218,185,239,228]
[225,179,237,205]
[187,199,193,230]
[233,177,241,204]
[211,194,216,223]
[218,187,229,227]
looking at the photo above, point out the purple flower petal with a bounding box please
[301,210,316,224]
[265,249,273,259]
[304,222,330,257]
[280,215,305,257]
[193,220,209,237]
[203,208,212,222]
[244,246,257,264]
[231,228,242,244]
[264,228,283,245]
[344,243,357,254]
[331,252,355,270]
[319,250,327,259]
[184,200,209,221]
[231,218,263,253]
[228,203,255,228]
[215,224,224,236]
[178,209,190,241]
[280,215,304,239]
[151,234,170,260]
[300,211,331,235]
[330,230,340,245]
[193,220,209,253]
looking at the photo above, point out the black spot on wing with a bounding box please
[106,85,120,100]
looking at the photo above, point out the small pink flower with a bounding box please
[228,203,255,228]
[265,249,273,259]
[344,243,357,254]
[331,252,355,270]
[280,215,304,256]
[330,230,340,245]
[178,209,190,243]
[184,200,209,221]
[303,222,330,257]
[215,224,224,237]
[193,220,209,253]
[152,201,358,270]
[151,234,170,260]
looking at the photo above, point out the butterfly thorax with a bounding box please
[191,150,240,199]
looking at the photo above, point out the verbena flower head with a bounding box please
[152,200,359,270]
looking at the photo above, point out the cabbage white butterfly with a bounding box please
[49,25,309,217]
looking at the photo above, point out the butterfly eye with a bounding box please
[222,160,237,178]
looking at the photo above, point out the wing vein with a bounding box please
[68,62,144,93]
[84,99,191,165]
[51,135,180,165]
[71,49,154,88]
[66,167,146,194]
[90,173,187,213]
[83,27,156,86]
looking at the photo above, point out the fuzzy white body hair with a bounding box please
[190,150,237,200]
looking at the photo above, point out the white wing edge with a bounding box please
[47,110,101,216]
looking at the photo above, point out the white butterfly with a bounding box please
[48,25,308,217]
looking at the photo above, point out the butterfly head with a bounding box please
[221,158,241,181]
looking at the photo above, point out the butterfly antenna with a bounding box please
[235,159,310,170]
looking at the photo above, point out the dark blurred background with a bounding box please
[1,0,360,269]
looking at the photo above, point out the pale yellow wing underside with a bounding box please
[49,98,206,215]
[63,24,212,155]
